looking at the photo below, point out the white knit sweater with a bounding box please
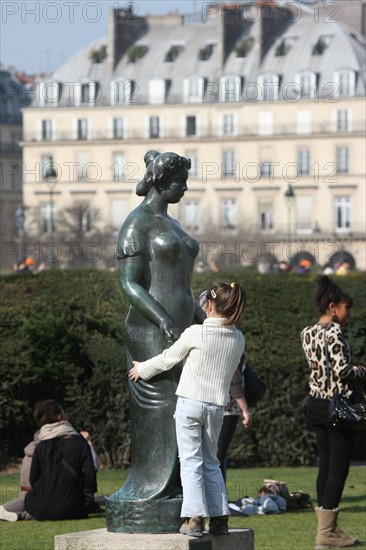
[136,317,245,406]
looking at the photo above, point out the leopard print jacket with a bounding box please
[301,322,366,400]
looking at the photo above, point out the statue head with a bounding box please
[136,150,191,197]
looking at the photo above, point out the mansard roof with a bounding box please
[36,5,366,106]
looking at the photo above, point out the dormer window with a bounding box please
[275,37,297,56]
[127,44,148,63]
[295,71,317,99]
[235,36,254,58]
[183,75,206,103]
[165,45,184,62]
[334,70,356,97]
[220,75,242,103]
[81,81,100,105]
[110,78,136,105]
[312,35,332,55]
[198,44,215,61]
[149,76,168,104]
[39,81,61,106]
[257,74,279,101]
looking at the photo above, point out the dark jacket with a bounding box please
[25,435,97,520]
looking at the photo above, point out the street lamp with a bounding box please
[14,205,26,262]
[284,183,295,243]
[45,164,58,268]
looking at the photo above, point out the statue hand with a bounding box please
[160,319,180,343]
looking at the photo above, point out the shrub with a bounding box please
[1,270,365,467]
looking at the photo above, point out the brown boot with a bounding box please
[315,508,359,546]
[332,508,359,546]
[315,508,358,549]
[179,516,203,537]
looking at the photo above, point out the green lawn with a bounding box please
[1,467,365,550]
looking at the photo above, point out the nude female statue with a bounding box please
[106,150,201,532]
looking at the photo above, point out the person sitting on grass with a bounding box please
[0,399,97,522]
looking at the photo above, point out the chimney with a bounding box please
[249,2,293,66]
[108,8,148,72]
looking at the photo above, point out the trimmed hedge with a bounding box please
[0,270,365,467]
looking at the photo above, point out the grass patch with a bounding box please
[1,467,365,549]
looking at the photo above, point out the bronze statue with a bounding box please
[106,151,201,533]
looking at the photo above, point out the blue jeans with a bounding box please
[175,396,229,518]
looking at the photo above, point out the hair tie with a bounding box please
[231,282,235,288]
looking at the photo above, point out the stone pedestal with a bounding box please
[55,528,254,550]
[106,496,183,533]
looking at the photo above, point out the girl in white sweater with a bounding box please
[129,281,246,537]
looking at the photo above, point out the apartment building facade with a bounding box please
[21,3,366,269]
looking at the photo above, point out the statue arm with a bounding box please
[119,256,180,342]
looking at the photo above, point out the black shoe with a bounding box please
[209,516,229,535]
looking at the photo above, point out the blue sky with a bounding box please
[0,1,204,74]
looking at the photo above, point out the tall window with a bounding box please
[41,154,53,181]
[258,198,274,231]
[222,114,235,136]
[113,117,124,139]
[5,163,19,190]
[81,82,99,105]
[295,196,313,233]
[183,75,205,103]
[111,199,128,230]
[222,150,236,179]
[260,162,272,178]
[41,119,53,141]
[258,74,279,101]
[298,149,310,175]
[220,76,241,103]
[259,111,273,135]
[186,116,196,136]
[40,82,60,106]
[74,203,91,233]
[336,147,349,174]
[76,152,91,181]
[296,110,312,134]
[334,70,355,97]
[184,200,200,231]
[221,199,237,230]
[185,150,197,176]
[41,202,56,233]
[335,196,351,230]
[149,117,160,138]
[335,110,351,132]
[110,79,135,105]
[149,77,167,104]
[77,118,88,140]
[113,153,125,182]
[295,72,317,99]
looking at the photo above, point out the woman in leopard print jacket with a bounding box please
[301,275,366,549]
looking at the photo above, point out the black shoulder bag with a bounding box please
[324,327,366,431]
[241,358,266,407]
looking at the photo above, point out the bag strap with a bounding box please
[323,326,332,395]
[61,458,81,484]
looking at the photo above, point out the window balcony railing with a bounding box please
[22,120,365,144]
[1,142,22,154]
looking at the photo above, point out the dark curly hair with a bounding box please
[313,275,353,314]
